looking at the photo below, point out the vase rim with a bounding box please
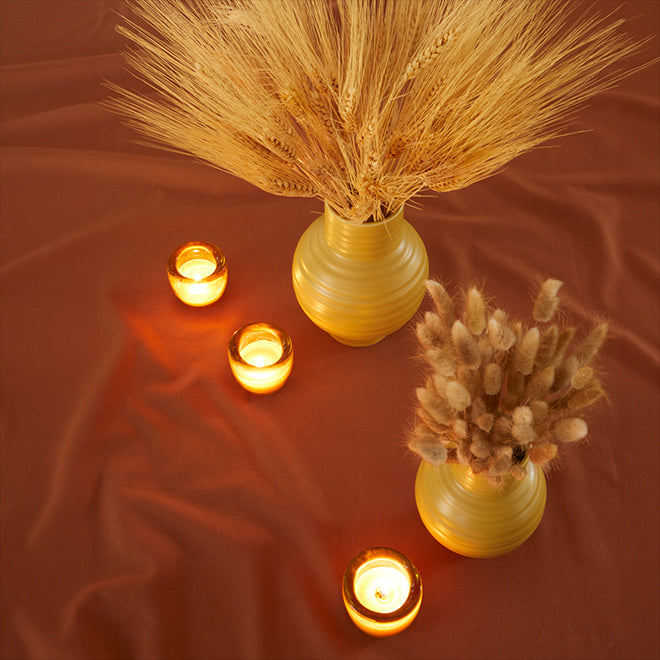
[323,201,404,226]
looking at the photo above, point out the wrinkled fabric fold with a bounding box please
[1,2,659,659]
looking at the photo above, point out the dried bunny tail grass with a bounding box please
[483,362,504,396]
[415,322,436,351]
[412,275,610,477]
[492,442,513,460]
[478,336,495,365]
[535,324,559,369]
[571,365,594,390]
[511,422,537,444]
[453,418,468,439]
[452,321,482,369]
[552,326,577,365]
[477,413,495,434]
[456,442,472,466]
[492,309,508,325]
[446,380,472,411]
[456,365,481,397]
[512,406,534,426]
[415,313,445,349]
[432,373,449,395]
[489,453,513,477]
[487,317,516,351]
[408,425,448,465]
[553,417,588,443]
[426,280,456,328]
[492,415,512,440]
[502,370,525,410]
[417,406,445,435]
[510,463,528,480]
[533,278,563,322]
[567,380,605,410]
[416,386,455,426]
[574,322,609,365]
[470,457,490,475]
[469,396,487,422]
[530,400,549,423]
[524,365,555,402]
[528,442,558,466]
[425,346,458,377]
[553,355,579,392]
[514,327,540,375]
[470,431,492,459]
[465,287,487,335]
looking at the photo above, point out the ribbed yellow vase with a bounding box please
[415,461,546,558]
[291,204,429,346]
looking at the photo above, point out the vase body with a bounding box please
[292,204,429,346]
[415,461,546,558]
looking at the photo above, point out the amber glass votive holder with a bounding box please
[167,241,227,306]
[342,547,422,637]
[228,322,293,394]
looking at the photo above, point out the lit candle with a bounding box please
[167,241,227,306]
[342,547,422,637]
[228,323,293,394]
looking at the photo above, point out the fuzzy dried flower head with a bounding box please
[533,279,563,322]
[108,0,647,224]
[466,287,487,335]
[452,321,482,369]
[408,278,609,483]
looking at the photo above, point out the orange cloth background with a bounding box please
[1,2,658,659]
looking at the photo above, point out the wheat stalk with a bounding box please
[108,0,647,224]
[408,278,609,485]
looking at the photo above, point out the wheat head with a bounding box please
[108,0,647,223]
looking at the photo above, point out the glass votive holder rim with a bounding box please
[228,322,293,368]
[342,547,422,625]
[167,240,227,282]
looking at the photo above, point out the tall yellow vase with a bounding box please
[291,204,429,346]
[415,461,547,558]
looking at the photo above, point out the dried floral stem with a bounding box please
[108,0,648,224]
[409,278,608,484]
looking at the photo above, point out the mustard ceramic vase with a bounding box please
[415,461,546,558]
[292,204,429,346]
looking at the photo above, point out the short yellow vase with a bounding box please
[415,461,547,558]
[292,204,429,346]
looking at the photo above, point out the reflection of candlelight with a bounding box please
[240,339,283,368]
[228,323,293,394]
[342,547,422,637]
[167,241,227,306]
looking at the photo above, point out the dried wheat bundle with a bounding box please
[409,278,608,484]
[108,0,644,223]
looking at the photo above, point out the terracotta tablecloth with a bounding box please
[1,2,659,659]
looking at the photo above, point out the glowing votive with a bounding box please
[228,323,293,394]
[342,547,422,637]
[167,241,227,306]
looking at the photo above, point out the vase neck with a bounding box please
[323,203,404,259]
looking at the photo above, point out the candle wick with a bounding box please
[375,584,394,604]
